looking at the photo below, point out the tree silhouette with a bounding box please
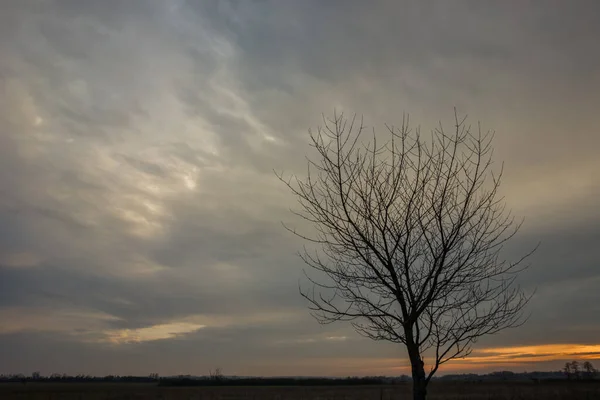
[583,361,597,380]
[278,111,535,400]
[209,368,223,382]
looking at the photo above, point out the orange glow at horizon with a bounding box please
[357,344,600,375]
[434,343,600,372]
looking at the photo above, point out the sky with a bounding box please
[0,0,599,378]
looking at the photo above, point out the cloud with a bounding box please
[102,322,206,344]
[0,0,599,376]
[0,252,41,268]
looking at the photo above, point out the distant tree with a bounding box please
[149,373,159,381]
[278,111,536,400]
[563,362,573,379]
[564,361,584,380]
[209,368,223,381]
[583,361,597,380]
[571,361,581,380]
[31,371,41,380]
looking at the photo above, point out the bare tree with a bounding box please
[277,111,535,400]
[148,373,159,381]
[583,361,597,380]
[571,361,581,380]
[564,361,574,380]
[209,367,223,382]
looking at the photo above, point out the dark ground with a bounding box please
[1,381,600,400]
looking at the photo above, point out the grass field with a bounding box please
[1,381,599,400]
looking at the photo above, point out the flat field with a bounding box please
[1,381,599,400]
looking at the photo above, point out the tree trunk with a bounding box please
[408,345,427,400]
[412,378,427,400]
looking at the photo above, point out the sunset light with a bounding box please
[1,3,599,396]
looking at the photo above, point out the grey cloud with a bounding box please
[0,254,304,331]
[0,321,386,376]
[0,0,599,376]
[118,155,169,178]
[520,224,600,287]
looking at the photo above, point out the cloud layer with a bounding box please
[1,0,599,376]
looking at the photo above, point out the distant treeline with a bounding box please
[0,374,400,386]
[158,376,398,387]
[0,374,158,383]
[1,369,597,386]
